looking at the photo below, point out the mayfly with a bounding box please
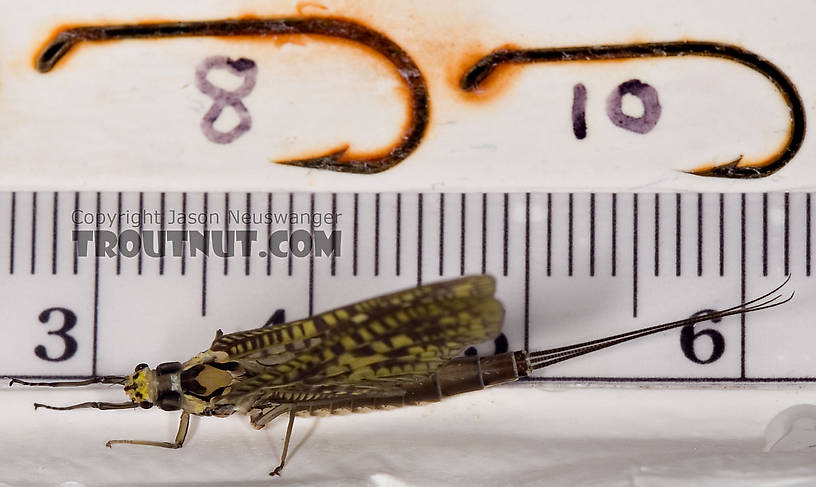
[10,275,791,476]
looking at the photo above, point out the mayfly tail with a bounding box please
[8,376,127,387]
[527,276,793,370]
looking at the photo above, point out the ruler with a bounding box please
[0,190,811,383]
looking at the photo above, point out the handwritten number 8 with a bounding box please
[196,56,258,144]
[35,308,78,362]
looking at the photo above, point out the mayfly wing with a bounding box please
[240,298,505,410]
[298,298,505,385]
[209,275,498,363]
[213,278,504,411]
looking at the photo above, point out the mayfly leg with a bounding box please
[9,376,126,387]
[34,401,139,411]
[106,411,190,449]
[8,376,134,412]
[270,408,297,477]
[248,404,298,475]
[250,404,290,429]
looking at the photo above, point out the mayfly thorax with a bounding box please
[9,275,792,476]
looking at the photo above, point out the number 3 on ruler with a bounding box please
[35,308,78,362]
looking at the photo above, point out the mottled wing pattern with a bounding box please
[241,298,504,406]
[209,275,497,361]
[216,277,503,409]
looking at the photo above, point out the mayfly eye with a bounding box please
[139,401,153,409]
[135,363,148,372]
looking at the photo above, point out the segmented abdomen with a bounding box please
[296,351,531,416]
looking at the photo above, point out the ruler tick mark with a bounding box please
[181,192,188,276]
[330,193,337,276]
[524,193,530,351]
[92,192,101,376]
[546,193,552,276]
[697,193,703,277]
[438,193,445,276]
[51,192,58,275]
[590,193,595,277]
[266,193,272,276]
[354,193,359,277]
[374,193,380,277]
[245,192,251,276]
[72,192,79,275]
[503,193,509,276]
[201,192,209,317]
[654,193,660,276]
[481,193,487,275]
[612,193,617,277]
[805,193,813,276]
[741,193,747,379]
[675,193,681,277]
[223,193,230,276]
[396,193,402,276]
[784,192,790,275]
[309,194,315,316]
[138,192,144,276]
[115,193,122,275]
[160,192,166,276]
[460,193,466,276]
[288,193,294,277]
[762,192,768,277]
[568,193,573,277]
[138,192,144,275]
[632,194,639,318]
[719,193,725,276]
[417,193,423,285]
[30,192,37,275]
[9,192,15,275]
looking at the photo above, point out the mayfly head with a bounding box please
[123,362,184,411]
[122,363,153,409]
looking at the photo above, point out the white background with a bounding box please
[3,1,816,486]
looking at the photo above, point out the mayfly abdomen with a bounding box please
[403,351,531,404]
[293,351,532,418]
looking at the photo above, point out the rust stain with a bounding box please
[296,2,329,15]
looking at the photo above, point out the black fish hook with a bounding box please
[461,41,805,179]
[36,17,430,174]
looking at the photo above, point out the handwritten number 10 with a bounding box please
[572,79,662,139]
